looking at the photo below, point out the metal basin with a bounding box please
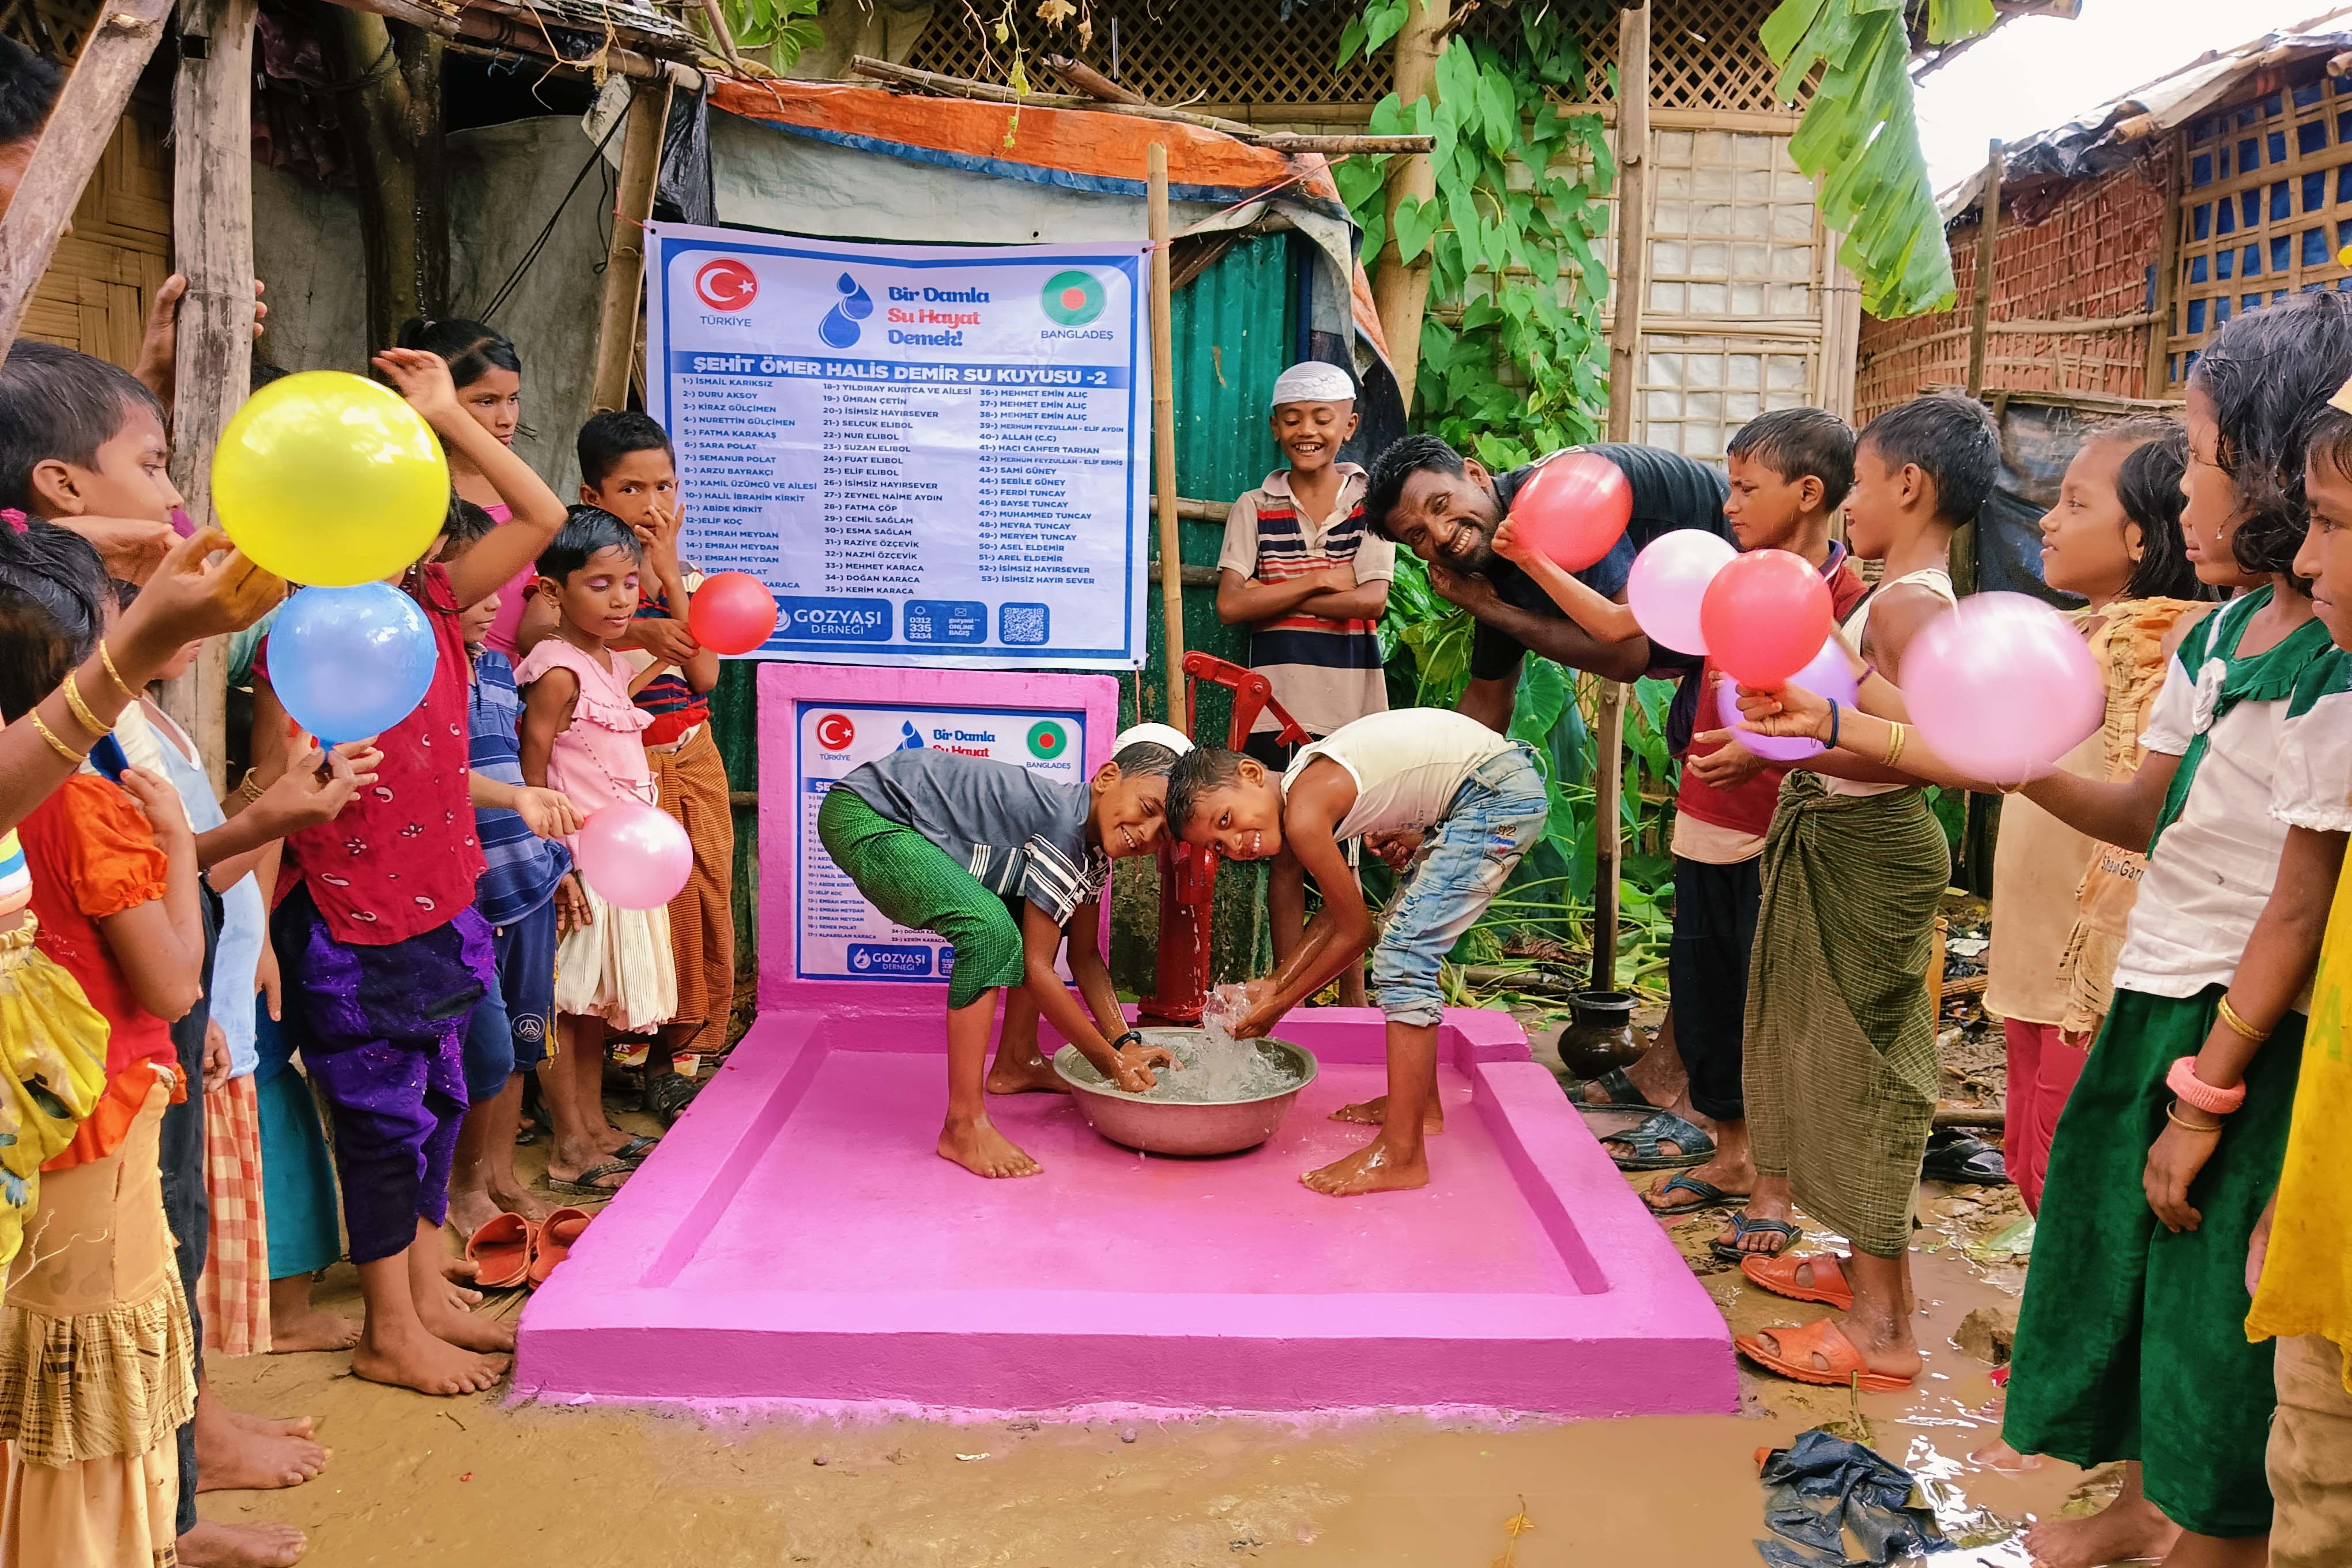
[1051,1028,1318,1157]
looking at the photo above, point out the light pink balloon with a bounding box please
[1627,529,1737,656]
[576,802,692,910]
[1712,634,1859,763]
[1902,593,2102,784]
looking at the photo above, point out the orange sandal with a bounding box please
[465,1213,534,1290]
[1741,1252,1855,1310]
[529,1207,594,1287]
[1736,1318,1916,1392]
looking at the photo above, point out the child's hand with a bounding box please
[371,346,465,425]
[1363,827,1422,872]
[2144,1110,2222,1232]
[640,495,687,567]
[514,786,585,840]
[55,515,178,585]
[555,874,593,938]
[1110,1041,1171,1093]
[631,616,701,667]
[1230,978,1287,1041]
[1685,730,1767,789]
[1317,563,1359,594]
[257,739,374,831]
[2247,1194,2277,1296]
[1491,513,1537,567]
[255,937,282,1023]
[1732,681,1833,741]
[119,766,194,847]
[114,527,284,655]
[202,1019,232,1093]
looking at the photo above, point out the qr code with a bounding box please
[998,603,1050,646]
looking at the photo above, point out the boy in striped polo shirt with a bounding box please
[1216,361,1394,1006]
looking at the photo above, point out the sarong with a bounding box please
[816,788,1024,1009]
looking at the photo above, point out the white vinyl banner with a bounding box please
[643,224,1149,668]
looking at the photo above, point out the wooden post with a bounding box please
[1590,1,1649,996]
[1147,142,1188,733]
[2145,133,2184,398]
[589,78,672,416]
[1369,0,1449,415]
[0,0,175,363]
[1964,139,2003,399]
[163,0,261,793]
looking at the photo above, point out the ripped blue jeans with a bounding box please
[1370,742,1549,1027]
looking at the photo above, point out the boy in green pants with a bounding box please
[818,740,1180,1178]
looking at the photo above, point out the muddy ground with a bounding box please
[207,977,2108,1568]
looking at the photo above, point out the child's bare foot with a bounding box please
[985,1053,1068,1095]
[1303,1133,1429,1196]
[938,1117,1041,1178]
[446,1184,507,1242]
[268,1304,361,1354]
[417,1284,518,1355]
[1328,1094,1443,1132]
[195,1400,329,1491]
[1967,1437,2043,1473]
[2022,1492,2180,1567]
[352,1317,508,1397]
[178,1519,308,1567]
[220,1407,315,1439]
[492,1175,553,1222]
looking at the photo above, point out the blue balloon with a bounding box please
[270,582,438,744]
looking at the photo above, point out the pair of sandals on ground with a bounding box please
[464,1206,597,1290]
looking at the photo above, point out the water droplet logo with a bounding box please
[694,258,757,312]
[815,713,856,751]
[1026,721,1067,759]
[819,273,875,348]
[1040,270,1106,326]
[898,722,926,751]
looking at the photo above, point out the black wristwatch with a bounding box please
[1109,1029,1144,1051]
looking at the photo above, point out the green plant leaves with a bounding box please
[1765,0,1995,318]
[1391,195,1442,264]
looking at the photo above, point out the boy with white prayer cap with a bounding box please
[1214,360,1395,1006]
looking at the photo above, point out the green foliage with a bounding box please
[1762,0,1997,319]
[718,0,824,61]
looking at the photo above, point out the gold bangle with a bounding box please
[237,768,266,805]
[96,639,141,703]
[2166,1100,2225,1133]
[58,676,111,740]
[27,710,86,765]
[2216,995,2269,1042]
[1884,722,1907,768]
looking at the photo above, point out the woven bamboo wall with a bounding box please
[1853,156,2165,423]
[1,0,103,59]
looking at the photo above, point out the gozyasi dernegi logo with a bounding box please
[881,282,990,349]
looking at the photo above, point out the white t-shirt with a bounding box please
[2114,602,2350,1001]
[1284,710,1514,843]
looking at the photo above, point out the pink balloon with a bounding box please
[1712,635,1859,762]
[1902,593,2103,784]
[1627,530,1737,655]
[576,803,692,911]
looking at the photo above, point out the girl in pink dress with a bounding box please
[515,508,677,1194]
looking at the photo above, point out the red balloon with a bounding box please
[1505,451,1634,571]
[1697,549,1833,688]
[686,571,779,655]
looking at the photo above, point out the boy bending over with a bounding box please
[1166,710,1548,1196]
[819,742,1179,1177]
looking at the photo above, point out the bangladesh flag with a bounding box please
[1027,721,1068,760]
[1040,270,1106,326]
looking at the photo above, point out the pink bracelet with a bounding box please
[2166,1056,2247,1117]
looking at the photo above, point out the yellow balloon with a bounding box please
[210,371,451,587]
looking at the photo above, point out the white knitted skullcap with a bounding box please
[1113,722,1194,756]
[1269,360,1355,409]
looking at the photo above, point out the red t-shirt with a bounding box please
[1674,548,1871,839]
[21,775,179,1169]
[259,562,486,945]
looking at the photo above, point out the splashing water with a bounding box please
[1062,1027,1305,1104]
[1200,983,1252,1050]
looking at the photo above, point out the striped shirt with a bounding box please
[630,573,711,746]
[0,830,29,921]
[466,648,572,926]
[838,748,1110,925]
[1218,466,1393,738]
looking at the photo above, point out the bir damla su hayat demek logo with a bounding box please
[1041,270,1106,326]
[695,258,757,312]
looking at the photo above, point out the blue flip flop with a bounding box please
[1602,1110,1715,1170]
[1709,1214,1797,1264]
[1644,1172,1750,1215]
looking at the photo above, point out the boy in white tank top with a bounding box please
[1163,710,1548,1196]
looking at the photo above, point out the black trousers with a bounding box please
[1667,853,1761,1123]
[161,884,221,1537]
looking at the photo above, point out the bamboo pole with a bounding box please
[163,0,261,793]
[1964,140,2004,399]
[0,0,175,363]
[1590,1,1650,996]
[1148,143,1188,734]
[589,78,671,415]
[2146,133,2184,398]
[1370,0,1449,414]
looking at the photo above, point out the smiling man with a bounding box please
[1361,435,1734,732]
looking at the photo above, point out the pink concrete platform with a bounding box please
[514,663,1735,1419]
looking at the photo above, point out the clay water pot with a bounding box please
[1556,989,1641,1080]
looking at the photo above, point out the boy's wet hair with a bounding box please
[395,316,522,390]
[1164,745,1254,829]
[2087,417,2211,603]
[0,340,167,513]
[537,504,644,585]
[0,39,65,148]
[2195,289,2352,580]
[1363,434,1471,541]
[438,496,497,558]
[577,410,674,491]
[1726,408,1856,511]
[1857,393,2000,527]
[1108,740,1179,782]
[2307,402,2352,500]
[0,518,108,724]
